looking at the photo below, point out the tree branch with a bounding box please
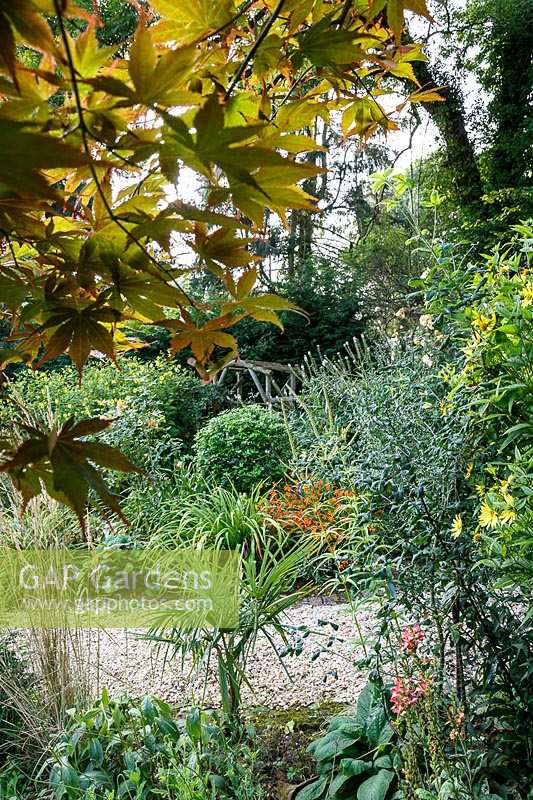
[225,0,286,100]
[52,0,194,304]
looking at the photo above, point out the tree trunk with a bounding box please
[409,45,484,206]
[487,5,533,189]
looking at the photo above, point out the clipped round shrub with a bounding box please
[193,405,289,493]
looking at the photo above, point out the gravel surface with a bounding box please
[36,599,375,709]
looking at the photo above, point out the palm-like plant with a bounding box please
[146,528,318,722]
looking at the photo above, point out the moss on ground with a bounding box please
[248,701,347,799]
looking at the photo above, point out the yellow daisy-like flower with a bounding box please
[451,515,463,538]
[472,312,496,332]
[465,463,474,479]
[521,285,533,307]
[479,501,499,529]
[500,509,517,525]
[475,484,485,497]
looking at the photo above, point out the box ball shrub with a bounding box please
[193,404,289,493]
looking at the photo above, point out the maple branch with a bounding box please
[335,0,352,28]
[52,0,194,305]
[225,0,286,100]
[3,234,20,271]
[197,0,257,44]
[271,66,313,119]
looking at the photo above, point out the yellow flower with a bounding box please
[440,401,454,417]
[465,463,474,479]
[475,484,485,497]
[479,501,499,529]
[500,509,517,525]
[472,312,496,332]
[451,515,463,538]
[499,478,510,494]
[472,527,482,543]
[521,285,533,306]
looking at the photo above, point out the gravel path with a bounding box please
[45,599,375,709]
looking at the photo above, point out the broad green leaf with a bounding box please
[340,758,372,776]
[308,730,360,761]
[295,777,327,800]
[89,738,104,767]
[355,683,374,729]
[357,770,394,800]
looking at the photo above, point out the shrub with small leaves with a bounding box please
[193,405,289,494]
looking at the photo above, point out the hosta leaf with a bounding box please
[89,738,104,767]
[293,777,326,800]
[328,773,354,796]
[340,758,372,776]
[308,730,360,761]
[357,770,394,800]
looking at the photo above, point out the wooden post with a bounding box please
[236,370,243,403]
[265,371,272,406]
[247,367,268,403]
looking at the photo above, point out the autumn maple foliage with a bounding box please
[0,0,435,522]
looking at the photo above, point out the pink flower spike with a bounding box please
[401,624,424,653]
[390,675,428,716]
